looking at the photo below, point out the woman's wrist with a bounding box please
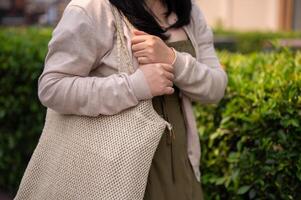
[168,47,176,65]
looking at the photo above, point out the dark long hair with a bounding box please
[109,0,192,40]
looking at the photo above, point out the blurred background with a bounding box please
[0,0,69,26]
[0,0,300,200]
[198,0,301,31]
[1,0,301,30]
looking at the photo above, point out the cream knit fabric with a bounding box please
[14,6,171,200]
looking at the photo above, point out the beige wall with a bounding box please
[197,0,281,31]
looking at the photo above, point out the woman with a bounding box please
[16,0,227,199]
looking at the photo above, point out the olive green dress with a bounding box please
[143,40,204,200]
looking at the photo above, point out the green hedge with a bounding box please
[195,50,301,199]
[0,28,301,199]
[0,27,51,194]
[214,29,301,53]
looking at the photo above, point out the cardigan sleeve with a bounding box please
[172,2,228,104]
[38,5,152,117]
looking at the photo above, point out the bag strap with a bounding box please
[111,5,135,74]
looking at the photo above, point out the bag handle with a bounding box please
[111,5,135,74]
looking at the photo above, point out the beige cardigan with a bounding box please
[38,0,228,182]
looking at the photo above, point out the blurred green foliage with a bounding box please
[0,28,301,199]
[0,27,51,194]
[214,29,301,53]
[195,50,301,199]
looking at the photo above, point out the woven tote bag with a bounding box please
[15,5,172,200]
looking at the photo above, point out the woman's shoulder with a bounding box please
[67,0,111,10]
[65,0,113,24]
[189,0,207,28]
[52,0,116,54]
[187,0,214,43]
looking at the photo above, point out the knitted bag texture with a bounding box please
[14,5,171,200]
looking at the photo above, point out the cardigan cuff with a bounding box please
[172,50,187,79]
[128,68,153,100]
[170,47,177,66]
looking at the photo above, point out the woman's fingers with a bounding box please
[133,50,145,58]
[161,63,174,73]
[165,79,173,87]
[132,43,148,52]
[164,87,175,95]
[133,50,149,58]
[137,57,151,64]
[138,63,175,96]
[131,31,173,65]
[131,35,149,44]
[132,30,149,36]
[164,71,175,81]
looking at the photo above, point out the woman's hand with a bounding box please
[139,63,175,96]
[131,30,176,65]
